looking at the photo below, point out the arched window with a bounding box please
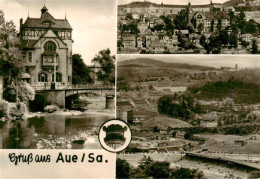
[38,73,48,82]
[44,41,56,51]
[52,73,62,82]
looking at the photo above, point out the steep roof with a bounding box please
[22,6,72,30]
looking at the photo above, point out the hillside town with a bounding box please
[116,57,260,178]
[117,0,260,54]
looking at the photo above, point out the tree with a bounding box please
[217,19,222,32]
[172,167,205,179]
[210,19,214,32]
[238,10,245,21]
[138,155,154,170]
[138,156,173,178]
[160,15,175,35]
[228,11,235,25]
[229,33,238,48]
[0,10,33,102]
[174,9,188,30]
[153,126,159,133]
[191,17,197,29]
[165,22,175,36]
[218,30,229,46]
[206,35,222,54]
[125,13,133,20]
[146,161,173,178]
[153,24,164,31]
[197,23,204,34]
[127,22,139,34]
[91,48,115,84]
[177,31,194,50]
[252,39,258,54]
[72,54,92,84]
[200,35,206,47]
[116,158,131,179]
[246,19,257,34]
[241,40,249,48]
[237,11,247,33]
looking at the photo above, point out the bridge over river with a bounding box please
[31,84,115,108]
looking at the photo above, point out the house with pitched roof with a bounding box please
[19,6,73,88]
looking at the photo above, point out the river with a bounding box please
[0,112,113,149]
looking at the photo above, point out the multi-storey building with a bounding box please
[118,1,225,17]
[19,6,73,89]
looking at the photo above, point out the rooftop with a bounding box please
[22,6,72,30]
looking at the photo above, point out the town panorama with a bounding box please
[117,0,260,54]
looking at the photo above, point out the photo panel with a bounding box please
[116,54,260,178]
[117,0,260,54]
[0,0,117,150]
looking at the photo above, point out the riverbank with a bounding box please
[27,108,115,118]
[36,131,101,149]
[0,107,114,149]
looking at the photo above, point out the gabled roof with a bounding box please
[22,6,72,30]
[23,17,72,30]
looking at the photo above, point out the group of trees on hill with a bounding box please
[189,76,260,104]
[157,94,203,120]
[116,156,205,178]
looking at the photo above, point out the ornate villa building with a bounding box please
[19,6,73,89]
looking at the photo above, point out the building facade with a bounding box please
[118,1,224,17]
[19,6,73,89]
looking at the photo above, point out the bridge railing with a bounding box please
[66,84,114,89]
[31,84,114,90]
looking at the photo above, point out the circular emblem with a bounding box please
[98,119,131,153]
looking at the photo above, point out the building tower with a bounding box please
[19,6,73,89]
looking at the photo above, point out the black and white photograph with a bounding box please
[117,0,260,54]
[116,55,260,178]
[0,0,116,149]
[0,0,260,178]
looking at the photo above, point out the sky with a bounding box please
[118,0,230,5]
[0,0,116,65]
[118,55,260,69]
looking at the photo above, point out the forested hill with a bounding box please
[189,77,260,104]
[223,0,244,6]
[118,58,215,70]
